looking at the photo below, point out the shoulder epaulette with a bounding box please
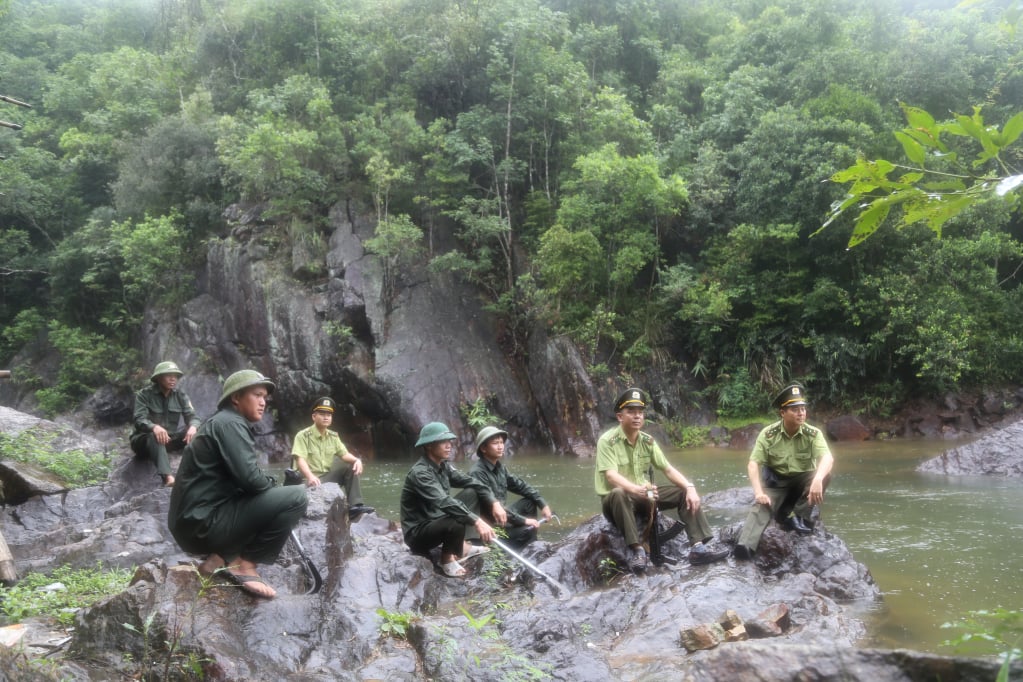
[800,424,820,437]
[639,432,654,444]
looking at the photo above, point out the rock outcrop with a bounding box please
[917,419,1023,477]
[2,409,1009,681]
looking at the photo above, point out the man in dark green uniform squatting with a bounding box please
[130,361,201,487]
[290,396,375,521]
[460,426,553,550]
[596,388,729,573]
[734,382,834,560]
[168,370,308,599]
[400,422,497,578]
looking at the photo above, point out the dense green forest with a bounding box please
[1,0,1021,417]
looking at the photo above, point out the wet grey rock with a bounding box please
[1,408,1008,681]
[917,419,1023,477]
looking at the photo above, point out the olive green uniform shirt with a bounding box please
[291,425,349,475]
[594,425,669,496]
[130,383,200,441]
[400,456,495,542]
[168,407,277,542]
[749,421,831,475]
[469,458,547,527]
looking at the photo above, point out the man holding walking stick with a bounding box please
[595,388,729,573]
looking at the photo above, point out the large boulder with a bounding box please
[917,419,1023,477]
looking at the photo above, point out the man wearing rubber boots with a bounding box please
[400,422,497,578]
[461,426,552,550]
[130,361,201,487]
[733,382,834,560]
[596,388,729,573]
[168,370,308,599]
[290,396,374,521]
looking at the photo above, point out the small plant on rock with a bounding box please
[377,608,417,640]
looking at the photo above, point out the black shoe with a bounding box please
[626,546,648,574]
[348,504,375,520]
[733,544,754,561]
[689,542,729,565]
[784,515,813,535]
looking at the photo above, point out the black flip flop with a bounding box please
[225,571,276,598]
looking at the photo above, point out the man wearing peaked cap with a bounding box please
[734,382,834,560]
[130,361,201,487]
[290,396,374,520]
[595,388,729,573]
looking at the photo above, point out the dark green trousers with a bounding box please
[318,458,364,506]
[600,486,713,547]
[130,430,188,477]
[173,486,308,565]
[457,489,541,548]
[736,468,830,553]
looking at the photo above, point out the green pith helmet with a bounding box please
[218,370,275,408]
[474,425,509,455]
[150,361,184,382]
[415,422,456,447]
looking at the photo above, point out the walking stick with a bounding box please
[646,465,678,566]
[490,537,569,596]
[289,530,323,594]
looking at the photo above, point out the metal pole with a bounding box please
[289,531,323,594]
[490,537,568,596]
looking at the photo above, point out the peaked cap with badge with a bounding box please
[772,382,808,410]
[312,396,336,413]
[614,387,647,412]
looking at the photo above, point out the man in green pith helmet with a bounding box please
[400,422,497,578]
[596,387,729,573]
[168,370,308,599]
[733,382,834,560]
[130,361,200,487]
[290,396,374,521]
[458,426,552,550]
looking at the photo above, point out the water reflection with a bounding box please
[297,438,1023,653]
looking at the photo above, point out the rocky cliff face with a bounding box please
[137,203,603,459]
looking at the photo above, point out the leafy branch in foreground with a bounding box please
[817,103,1023,247]
[943,608,1023,682]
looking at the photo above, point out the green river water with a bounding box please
[313,437,1023,654]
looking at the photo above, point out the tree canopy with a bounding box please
[1,0,1022,415]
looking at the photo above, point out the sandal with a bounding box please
[441,561,466,578]
[225,571,277,598]
[196,554,226,578]
[458,545,490,563]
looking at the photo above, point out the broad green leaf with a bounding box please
[902,104,936,132]
[848,201,891,248]
[894,131,927,165]
[997,112,1023,147]
[921,179,967,192]
[901,125,946,151]
[956,113,998,156]
[897,172,924,184]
